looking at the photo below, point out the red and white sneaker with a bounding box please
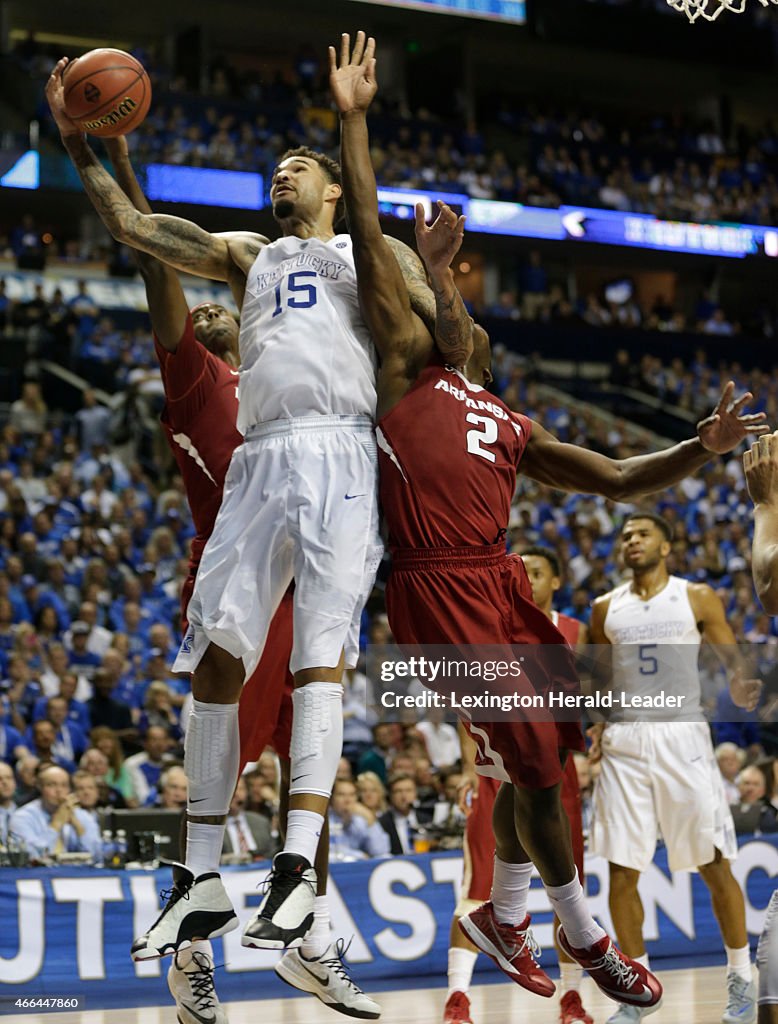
[444,990,473,1023]
[458,902,555,997]
[559,989,594,1024]
[557,930,662,1009]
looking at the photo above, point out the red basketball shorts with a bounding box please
[386,544,584,791]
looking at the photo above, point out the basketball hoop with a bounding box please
[666,0,778,22]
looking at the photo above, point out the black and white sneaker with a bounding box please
[167,948,229,1024]
[241,852,316,950]
[275,939,381,1019]
[131,864,238,961]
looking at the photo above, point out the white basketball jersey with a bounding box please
[603,575,702,720]
[237,234,377,430]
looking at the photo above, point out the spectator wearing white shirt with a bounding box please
[416,706,461,769]
[717,742,747,805]
[0,762,17,843]
[125,726,171,805]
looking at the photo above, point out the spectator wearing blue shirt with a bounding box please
[67,621,101,681]
[8,763,101,861]
[0,700,28,765]
[32,675,90,734]
[329,778,390,860]
[27,696,88,766]
[27,718,76,775]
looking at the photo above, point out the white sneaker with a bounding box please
[131,864,238,960]
[721,974,756,1024]
[606,1002,662,1023]
[167,949,228,1024]
[274,939,381,1019]
[242,853,316,950]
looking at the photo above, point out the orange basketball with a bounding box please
[62,48,151,138]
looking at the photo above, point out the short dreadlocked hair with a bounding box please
[275,146,344,225]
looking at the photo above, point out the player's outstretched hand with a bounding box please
[729,669,762,712]
[744,430,778,506]
[329,31,377,115]
[45,58,83,138]
[414,201,466,276]
[697,381,769,454]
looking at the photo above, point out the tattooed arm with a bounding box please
[62,132,241,280]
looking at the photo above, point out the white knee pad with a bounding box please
[758,890,778,1005]
[184,700,240,816]
[289,683,343,798]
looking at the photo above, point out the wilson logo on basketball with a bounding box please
[83,83,101,103]
[82,96,137,132]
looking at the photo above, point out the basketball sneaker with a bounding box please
[241,852,316,949]
[443,990,473,1023]
[605,1005,660,1024]
[557,930,662,1009]
[131,864,238,960]
[458,902,555,997]
[167,948,228,1024]
[559,990,594,1024]
[721,974,756,1024]
[274,938,381,1019]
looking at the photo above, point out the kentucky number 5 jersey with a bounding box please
[237,234,377,430]
[603,575,703,720]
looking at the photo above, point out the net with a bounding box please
[667,0,778,20]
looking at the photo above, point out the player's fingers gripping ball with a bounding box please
[63,48,151,138]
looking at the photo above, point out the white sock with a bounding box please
[175,940,213,969]
[186,822,224,876]
[490,857,533,925]
[301,895,331,959]
[289,683,343,798]
[559,961,583,994]
[636,953,650,969]
[285,808,325,865]
[546,874,606,949]
[726,944,752,983]
[447,945,478,998]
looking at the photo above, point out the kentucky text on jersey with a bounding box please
[250,252,348,293]
[607,621,690,643]
[433,377,514,421]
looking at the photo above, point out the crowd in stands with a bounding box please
[16,20,778,230]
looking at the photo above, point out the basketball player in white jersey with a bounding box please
[745,431,778,1023]
[46,59,440,961]
[589,512,761,1024]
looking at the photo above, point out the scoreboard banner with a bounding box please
[1,835,777,1009]
[346,0,526,23]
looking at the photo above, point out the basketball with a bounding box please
[62,48,151,138]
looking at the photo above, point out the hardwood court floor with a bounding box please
[15,965,738,1024]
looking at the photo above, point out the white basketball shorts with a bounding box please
[590,720,737,873]
[174,415,383,678]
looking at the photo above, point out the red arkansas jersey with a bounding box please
[552,610,582,648]
[155,316,242,566]
[377,365,532,549]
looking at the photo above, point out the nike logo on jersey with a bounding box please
[344,493,365,500]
